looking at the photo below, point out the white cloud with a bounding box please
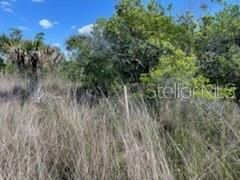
[0,0,14,13]
[32,0,44,2]
[51,43,60,47]
[2,7,13,13]
[39,19,56,29]
[71,25,76,29]
[78,24,94,36]
[18,26,31,31]
[0,1,11,6]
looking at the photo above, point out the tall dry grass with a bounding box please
[0,74,240,180]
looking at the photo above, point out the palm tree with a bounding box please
[0,28,24,68]
[0,29,64,73]
[24,32,64,72]
[38,46,64,71]
[0,29,64,95]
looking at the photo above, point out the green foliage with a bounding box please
[62,0,239,100]
[141,49,197,83]
[65,25,118,94]
[0,57,17,74]
[141,49,235,100]
[196,5,240,100]
[59,61,82,82]
[0,57,5,72]
[0,0,235,101]
[65,0,193,90]
[5,64,17,74]
[104,0,178,83]
[196,5,240,82]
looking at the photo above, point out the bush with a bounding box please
[141,49,236,100]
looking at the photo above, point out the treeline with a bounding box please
[1,0,240,101]
[62,0,240,101]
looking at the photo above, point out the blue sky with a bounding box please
[0,0,239,49]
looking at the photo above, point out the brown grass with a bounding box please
[0,74,240,180]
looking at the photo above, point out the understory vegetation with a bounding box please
[1,0,240,179]
[0,75,240,180]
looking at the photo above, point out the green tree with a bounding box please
[141,49,197,84]
[104,0,179,83]
[65,23,118,94]
[196,5,240,101]
[63,0,237,99]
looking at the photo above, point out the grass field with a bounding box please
[0,74,240,180]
